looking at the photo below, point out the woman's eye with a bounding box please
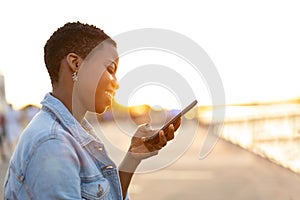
[106,61,117,74]
[107,66,115,74]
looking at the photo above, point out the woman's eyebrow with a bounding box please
[110,55,118,65]
[111,60,117,66]
[106,59,116,66]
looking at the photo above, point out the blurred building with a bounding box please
[0,71,6,112]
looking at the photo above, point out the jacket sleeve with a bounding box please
[25,138,82,199]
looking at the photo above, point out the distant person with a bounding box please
[4,22,180,199]
[23,104,40,126]
[4,104,22,155]
[0,111,6,161]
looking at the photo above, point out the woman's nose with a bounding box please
[112,75,119,90]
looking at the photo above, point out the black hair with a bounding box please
[44,21,116,85]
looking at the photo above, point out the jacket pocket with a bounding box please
[81,176,112,200]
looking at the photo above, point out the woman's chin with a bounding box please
[95,104,110,115]
[94,97,113,114]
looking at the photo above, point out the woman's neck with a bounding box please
[52,86,86,123]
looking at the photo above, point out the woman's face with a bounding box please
[73,41,119,115]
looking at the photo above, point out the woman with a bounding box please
[4,22,179,199]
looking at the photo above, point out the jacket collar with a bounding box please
[41,93,95,146]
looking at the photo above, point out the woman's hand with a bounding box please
[128,118,181,160]
[118,118,181,190]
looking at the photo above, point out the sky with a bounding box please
[0,0,300,109]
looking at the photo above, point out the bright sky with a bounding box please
[1,0,300,109]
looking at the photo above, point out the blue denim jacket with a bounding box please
[4,93,125,200]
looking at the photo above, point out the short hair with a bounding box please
[44,21,116,85]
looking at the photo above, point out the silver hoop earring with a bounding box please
[72,70,78,82]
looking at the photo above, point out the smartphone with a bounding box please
[146,99,198,142]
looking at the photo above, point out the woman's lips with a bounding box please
[105,90,114,98]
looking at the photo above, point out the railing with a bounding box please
[211,104,300,173]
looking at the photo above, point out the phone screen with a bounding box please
[146,99,198,142]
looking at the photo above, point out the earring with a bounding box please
[72,70,78,82]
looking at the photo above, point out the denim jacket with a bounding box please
[4,93,125,200]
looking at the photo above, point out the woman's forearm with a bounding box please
[118,153,141,199]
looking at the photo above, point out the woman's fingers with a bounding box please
[165,124,175,141]
[141,123,177,153]
[173,117,181,132]
[157,130,167,148]
[155,125,174,149]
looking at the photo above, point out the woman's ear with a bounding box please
[66,53,82,71]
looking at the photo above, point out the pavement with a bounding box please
[1,120,300,199]
[129,136,300,200]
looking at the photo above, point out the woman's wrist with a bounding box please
[119,152,142,173]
